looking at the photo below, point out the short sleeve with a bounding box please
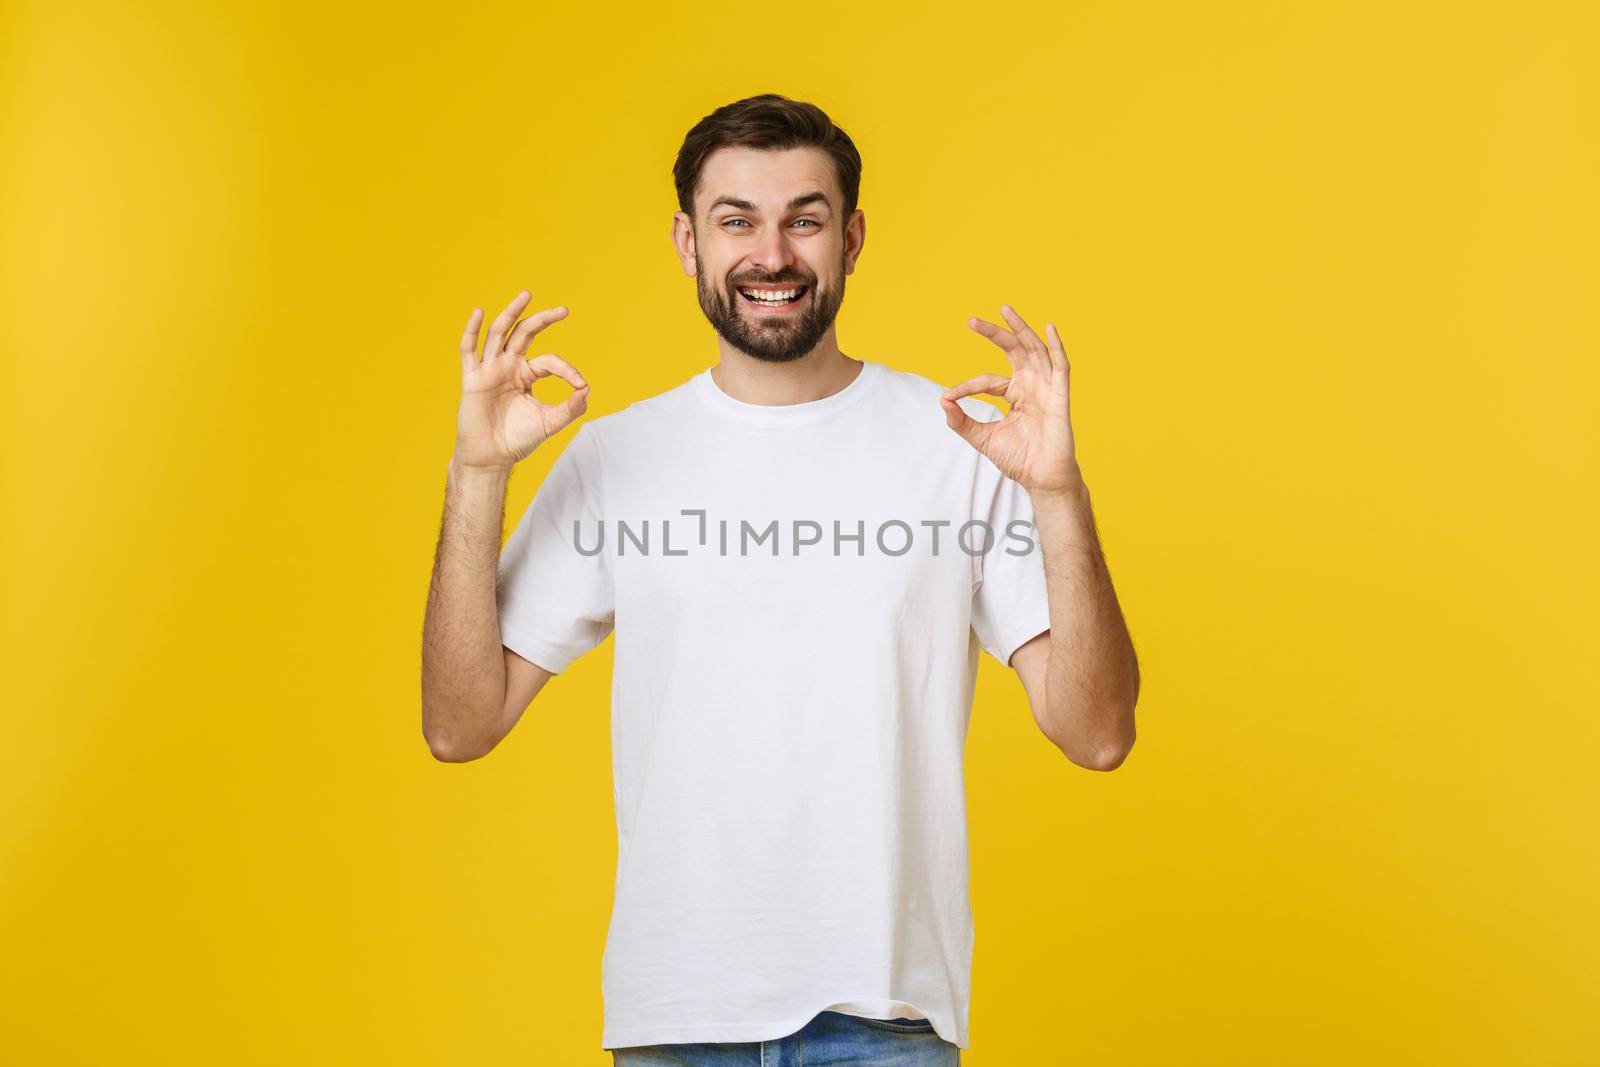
[495,424,615,674]
[967,413,1052,667]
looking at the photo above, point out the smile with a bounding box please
[737,285,808,310]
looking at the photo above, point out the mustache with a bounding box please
[729,276,812,288]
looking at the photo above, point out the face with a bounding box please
[673,146,865,362]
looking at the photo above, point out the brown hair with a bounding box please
[673,93,863,222]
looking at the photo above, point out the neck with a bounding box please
[710,330,862,406]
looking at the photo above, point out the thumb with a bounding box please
[940,395,989,452]
[548,384,590,435]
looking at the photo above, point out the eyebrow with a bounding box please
[706,191,832,220]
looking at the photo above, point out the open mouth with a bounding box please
[737,284,808,310]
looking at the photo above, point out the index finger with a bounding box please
[942,372,1012,403]
[526,352,589,391]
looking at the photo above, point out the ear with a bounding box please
[671,211,698,278]
[843,208,865,277]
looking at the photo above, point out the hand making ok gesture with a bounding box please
[454,289,590,472]
[941,303,1083,497]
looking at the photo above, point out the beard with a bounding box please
[695,248,847,363]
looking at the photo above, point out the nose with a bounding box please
[747,225,798,278]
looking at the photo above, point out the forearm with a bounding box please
[1028,476,1140,766]
[420,456,514,756]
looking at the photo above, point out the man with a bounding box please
[420,93,1139,1064]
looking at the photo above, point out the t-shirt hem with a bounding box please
[498,620,576,675]
[602,1010,968,1052]
[991,619,1052,668]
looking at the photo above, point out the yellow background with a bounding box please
[3,1,1595,1063]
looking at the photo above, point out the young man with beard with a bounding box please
[420,93,1140,1064]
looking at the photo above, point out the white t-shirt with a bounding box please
[495,358,1051,1051]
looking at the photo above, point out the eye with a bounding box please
[723,218,750,229]
[793,219,820,229]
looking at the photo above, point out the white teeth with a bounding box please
[740,287,802,303]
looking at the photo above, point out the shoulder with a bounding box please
[869,359,1007,425]
[565,373,701,453]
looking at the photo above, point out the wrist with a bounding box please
[1027,468,1089,509]
[448,451,514,483]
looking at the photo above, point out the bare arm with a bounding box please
[420,459,555,761]
[1010,480,1139,770]
[942,302,1137,771]
[419,289,590,762]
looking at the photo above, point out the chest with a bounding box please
[598,431,984,625]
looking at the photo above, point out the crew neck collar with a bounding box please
[692,359,883,425]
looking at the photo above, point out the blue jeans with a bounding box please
[610,1010,961,1065]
